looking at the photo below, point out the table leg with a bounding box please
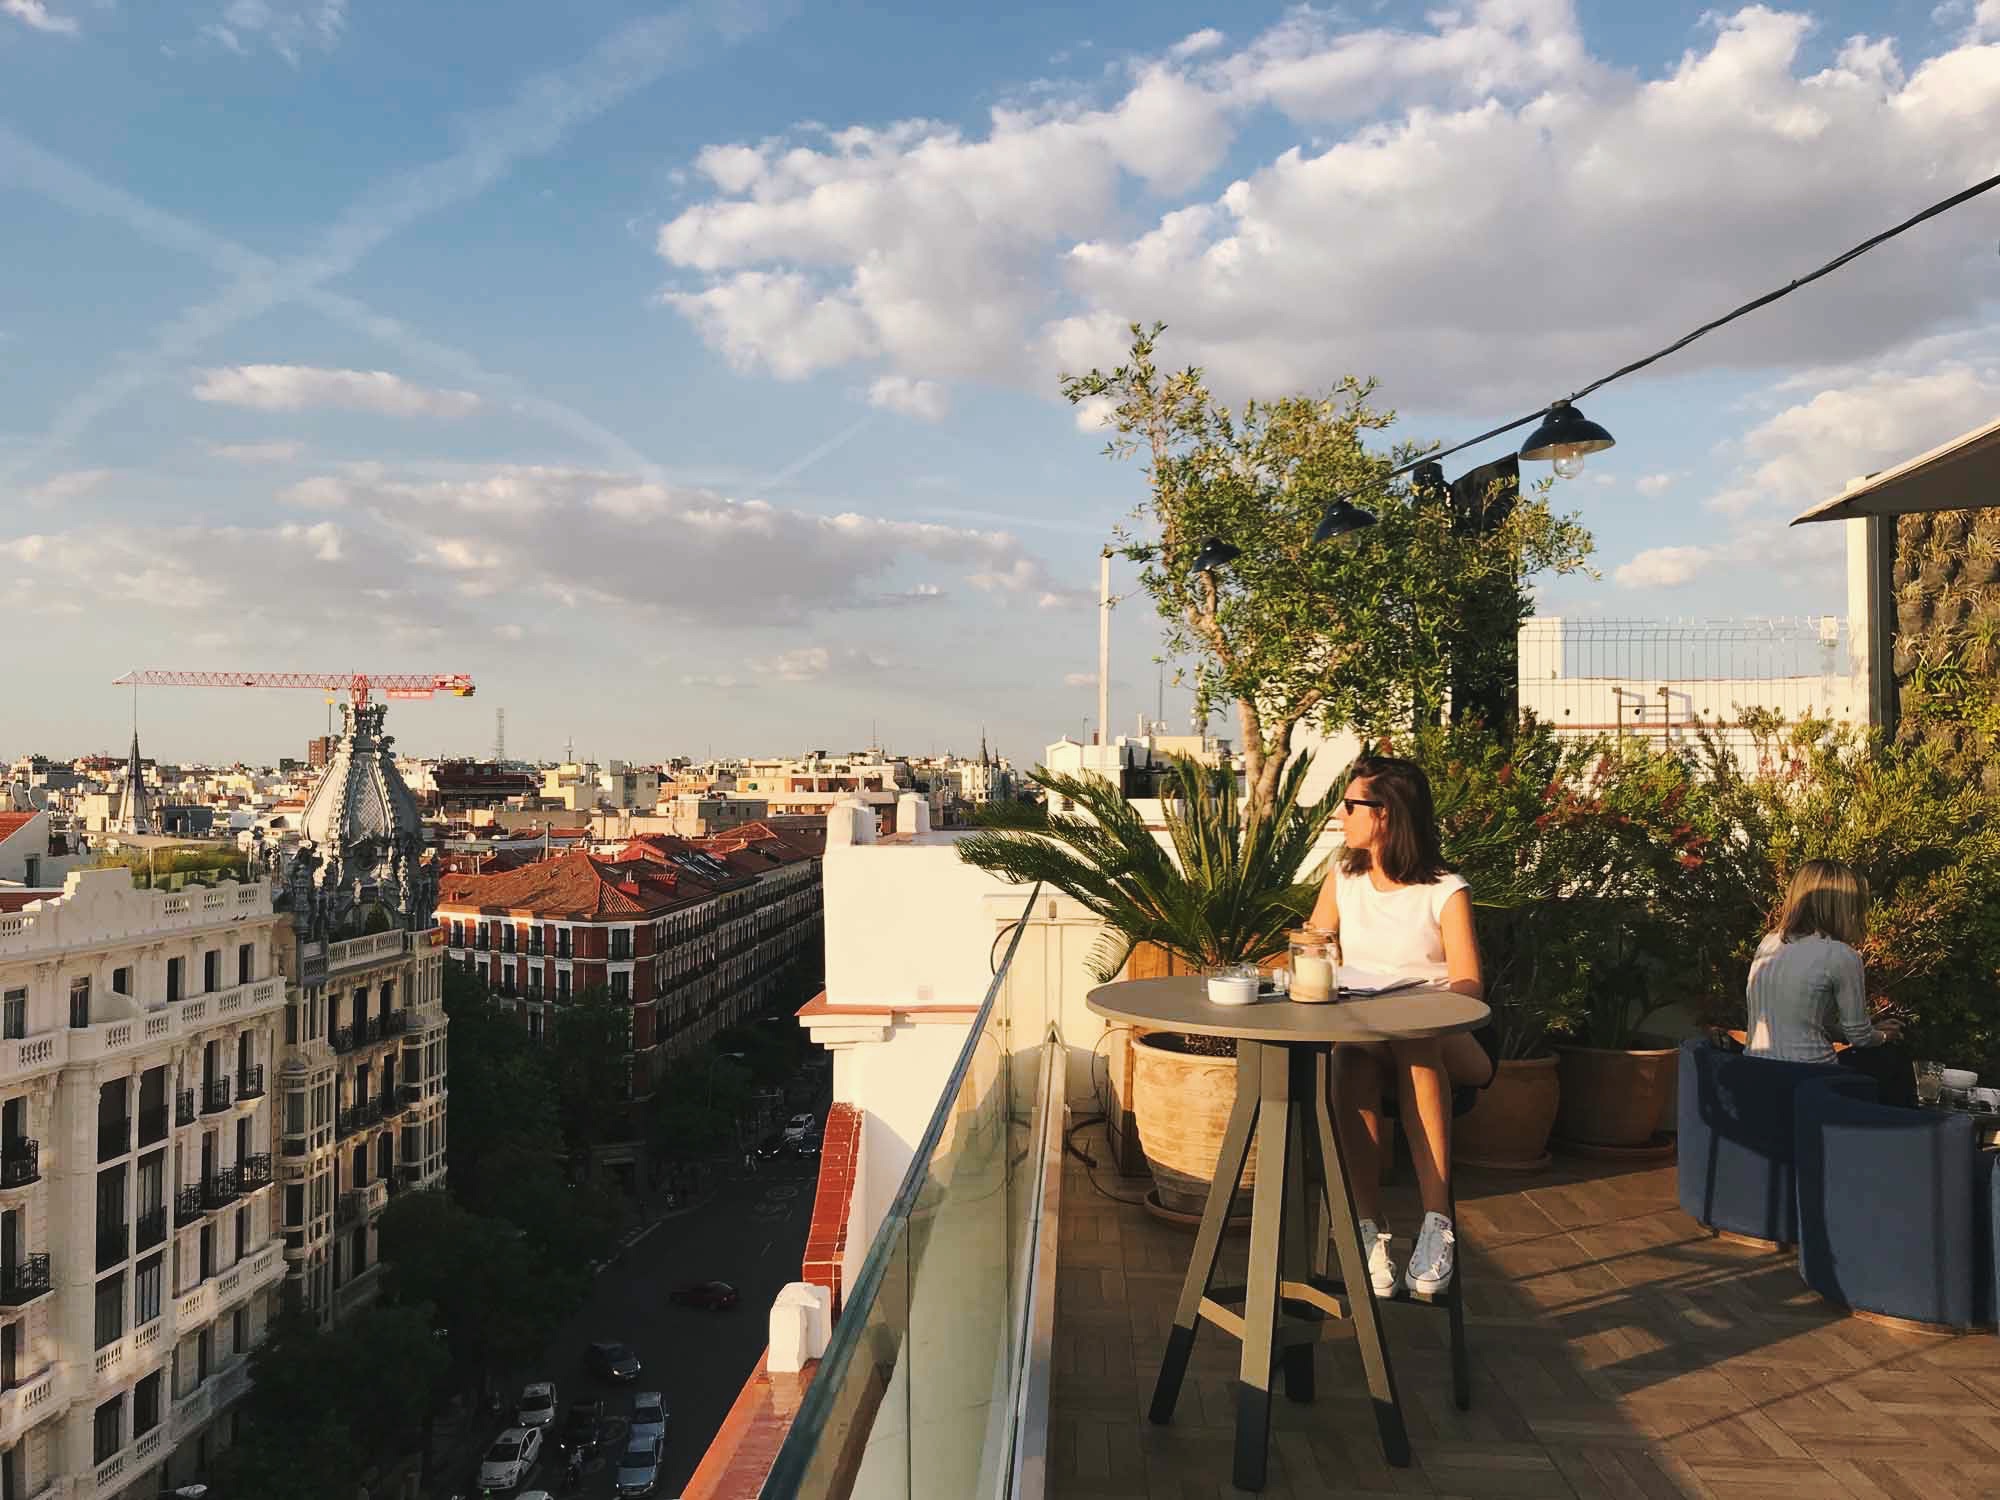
[1234,1042,1290,1492]
[1314,1064,1411,1467]
[1280,1047,1316,1404]
[1149,1040,1261,1426]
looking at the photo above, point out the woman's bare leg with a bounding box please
[1390,1037,1453,1217]
[1332,1043,1389,1224]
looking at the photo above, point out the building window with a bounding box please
[69,976,91,1029]
[556,971,570,1002]
[610,929,632,961]
[93,1395,123,1462]
[166,958,183,1004]
[1,989,22,1041]
[203,950,219,993]
[135,1255,162,1327]
[113,966,132,997]
[610,971,629,1001]
[133,1370,162,1436]
[94,1272,124,1350]
[238,943,254,984]
[233,1306,249,1357]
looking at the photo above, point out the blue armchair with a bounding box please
[1794,1073,1999,1332]
[1676,1039,1844,1247]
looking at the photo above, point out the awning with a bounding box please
[1791,411,2000,525]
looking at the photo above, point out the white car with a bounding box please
[614,1435,665,1496]
[782,1111,816,1142]
[629,1390,668,1447]
[516,1380,557,1429]
[479,1426,542,1492]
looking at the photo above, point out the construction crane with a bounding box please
[112,669,476,710]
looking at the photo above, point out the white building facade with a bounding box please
[0,870,287,1500]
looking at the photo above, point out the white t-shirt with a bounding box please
[1332,865,1469,983]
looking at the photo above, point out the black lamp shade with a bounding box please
[1313,498,1378,544]
[1518,401,1615,462]
[1188,537,1241,575]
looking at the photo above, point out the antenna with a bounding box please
[493,707,507,763]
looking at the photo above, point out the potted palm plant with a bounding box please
[957,751,1337,1218]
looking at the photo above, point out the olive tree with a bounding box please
[1061,322,1595,823]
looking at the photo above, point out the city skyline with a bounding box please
[4,0,1997,763]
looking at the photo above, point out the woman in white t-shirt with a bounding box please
[1304,755,1491,1297]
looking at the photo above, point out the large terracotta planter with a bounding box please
[1554,1041,1678,1148]
[1131,1032,1255,1217]
[1455,1054,1559,1171]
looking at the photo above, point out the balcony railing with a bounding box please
[241,1153,273,1189]
[96,1220,129,1272]
[335,1191,362,1227]
[383,1010,408,1037]
[0,1253,51,1305]
[330,1025,354,1054]
[336,1106,356,1138]
[1,1140,40,1189]
[137,1102,169,1147]
[202,1077,233,1114]
[237,1065,265,1100]
[175,1089,196,1127]
[98,1115,130,1162]
[759,883,1053,1499]
[360,1015,382,1045]
[174,1185,203,1226]
[381,1089,406,1118]
[202,1168,239,1209]
[135,1206,168,1252]
[358,1097,383,1127]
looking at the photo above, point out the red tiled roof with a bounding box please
[0,890,59,914]
[438,849,693,919]
[0,812,38,843]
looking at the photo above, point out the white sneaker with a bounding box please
[1404,1210,1456,1296]
[1355,1219,1397,1296]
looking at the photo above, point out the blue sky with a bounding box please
[3,0,1997,767]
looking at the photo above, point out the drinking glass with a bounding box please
[1914,1060,1945,1106]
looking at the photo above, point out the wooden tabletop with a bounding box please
[1086,975,1490,1044]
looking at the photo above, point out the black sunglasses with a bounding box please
[1341,797,1385,813]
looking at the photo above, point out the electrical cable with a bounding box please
[1363,169,2000,489]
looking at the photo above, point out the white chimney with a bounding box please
[767,1282,833,1373]
[897,790,931,836]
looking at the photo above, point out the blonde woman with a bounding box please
[1305,755,1492,1298]
[1744,859,1901,1065]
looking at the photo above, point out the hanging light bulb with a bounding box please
[1519,400,1615,480]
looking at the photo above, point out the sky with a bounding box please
[2,0,1997,768]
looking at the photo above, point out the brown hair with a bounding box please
[1337,755,1452,886]
[1775,859,1869,948]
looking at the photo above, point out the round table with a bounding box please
[1088,976,1489,1493]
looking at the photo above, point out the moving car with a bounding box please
[782,1111,816,1142]
[753,1132,787,1161]
[478,1426,542,1493]
[516,1380,557,1430]
[670,1279,740,1311]
[587,1340,642,1381]
[613,1435,666,1497]
[557,1398,604,1453]
[628,1391,668,1447]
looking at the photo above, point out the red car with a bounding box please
[670,1279,739,1311]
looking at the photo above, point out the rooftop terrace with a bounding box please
[1053,1122,2000,1500]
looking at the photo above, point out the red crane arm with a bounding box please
[111,670,476,708]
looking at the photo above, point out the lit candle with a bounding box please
[1291,954,1334,1002]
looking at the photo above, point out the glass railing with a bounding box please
[761,883,1059,1500]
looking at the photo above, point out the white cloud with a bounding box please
[1063,671,1098,688]
[277,475,350,509]
[751,646,893,681]
[1613,545,1722,589]
[1635,473,1676,496]
[1169,28,1225,60]
[866,375,950,422]
[26,468,112,503]
[210,440,304,463]
[660,5,2000,412]
[3,0,76,34]
[193,365,482,418]
[200,0,345,64]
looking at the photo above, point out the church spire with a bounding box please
[113,729,153,835]
[980,726,990,768]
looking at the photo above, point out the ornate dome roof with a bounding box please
[298,703,423,854]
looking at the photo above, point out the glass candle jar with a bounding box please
[1287,929,1340,1003]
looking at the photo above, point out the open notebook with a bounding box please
[1337,967,1426,996]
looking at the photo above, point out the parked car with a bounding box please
[587,1340,642,1381]
[783,1111,816,1142]
[478,1426,542,1492]
[790,1133,822,1160]
[613,1435,666,1497]
[515,1380,557,1429]
[628,1391,668,1447]
[670,1279,740,1311]
[557,1398,604,1453]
